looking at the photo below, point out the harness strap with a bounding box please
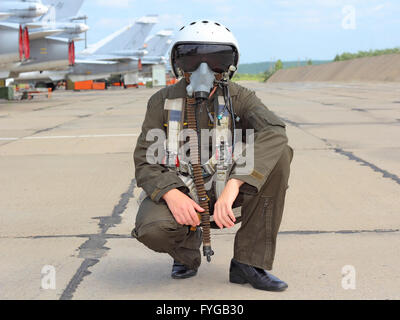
[214,95,233,199]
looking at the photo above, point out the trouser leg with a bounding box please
[233,145,293,270]
[132,197,202,270]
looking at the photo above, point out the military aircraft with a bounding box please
[79,15,158,60]
[0,0,48,78]
[7,0,87,77]
[0,0,48,22]
[68,20,169,82]
[15,16,165,85]
[27,0,88,40]
[0,0,88,80]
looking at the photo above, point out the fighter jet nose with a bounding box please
[79,24,90,33]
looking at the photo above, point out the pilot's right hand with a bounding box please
[162,189,204,227]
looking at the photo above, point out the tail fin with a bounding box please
[145,29,173,57]
[83,15,158,56]
[40,0,85,22]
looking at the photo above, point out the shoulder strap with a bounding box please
[164,98,185,168]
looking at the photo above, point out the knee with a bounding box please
[259,146,293,194]
[273,146,292,177]
[135,220,181,253]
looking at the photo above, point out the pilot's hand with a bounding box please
[163,189,204,227]
[213,179,244,229]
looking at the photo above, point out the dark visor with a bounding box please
[173,43,238,74]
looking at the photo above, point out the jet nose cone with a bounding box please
[80,24,90,33]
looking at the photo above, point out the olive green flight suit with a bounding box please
[132,79,293,271]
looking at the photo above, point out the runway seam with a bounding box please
[213,228,400,236]
[0,133,139,141]
[59,178,136,300]
[332,148,400,185]
[6,228,399,240]
[0,101,123,148]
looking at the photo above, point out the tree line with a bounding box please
[334,48,400,62]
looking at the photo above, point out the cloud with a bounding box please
[371,4,385,11]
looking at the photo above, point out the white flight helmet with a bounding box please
[170,20,240,78]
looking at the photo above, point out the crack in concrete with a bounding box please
[213,229,400,236]
[59,258,99,300]
[280,229,400,235]
[284,119,399,126]
[282,117,400,186]
[33,102,83,111]
[0,103,117,149]
[34,124,62,135]
[333,148,400,186]
[12,233,131,240]
[59,178,136,300]
[352,108,368,113]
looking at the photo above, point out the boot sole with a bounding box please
[171,271,198,280]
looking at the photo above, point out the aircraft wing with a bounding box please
[0,22,20,30]
[48,72,68,81]
[29,29,64,40]
[142,56,166,65]
[0,12,11,21]
[82,55,139,63]
[69,36,85,42]
[15,71,68,82]
[98,57,139,63]
[25,22,46,29]
[51,33,86,42]
[74,59,119,65]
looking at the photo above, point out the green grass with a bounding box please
[232,73,266,82]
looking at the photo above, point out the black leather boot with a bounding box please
[229,258,288,292]
[171,260,198,279]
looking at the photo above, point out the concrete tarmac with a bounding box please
[0,82,399,300]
